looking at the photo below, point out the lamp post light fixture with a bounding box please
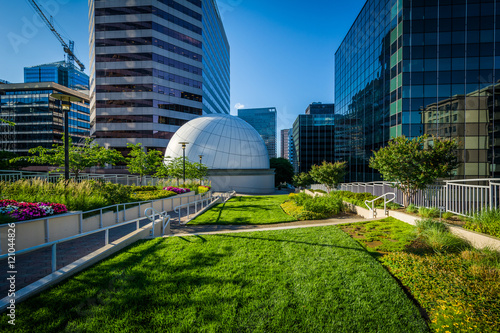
[198,155,203,184]
[50,93,83,181]
[179,142,189,184]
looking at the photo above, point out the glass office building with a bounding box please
[89,0,230,154]
[335,0,500,182]
[0,82,90,154]
[238,107,277,158]
[281,128,291,160]
[292,103,336,174]
[24,61,90,90]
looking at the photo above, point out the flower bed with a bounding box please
[163,186,191,194]
[0,199,68,222]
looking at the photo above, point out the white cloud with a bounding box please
[234,103,245,110]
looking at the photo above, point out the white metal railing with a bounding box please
[144,208,170,237]
[220,190,236,202]
[364,193,396,218]
[0,216,150,274]
[334,178,500,216]
[0,170,168,186]
[174,194,220,224]
[0,191,213,254]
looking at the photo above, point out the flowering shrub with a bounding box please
[198,185,211,194]
[0,199,68,222]
[163,186,191,194]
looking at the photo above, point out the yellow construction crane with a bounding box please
[27,0,86,71]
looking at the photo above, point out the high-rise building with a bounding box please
[306,102,335,115]
[280,128,291,160]
[89,0,230,154]
[292,103,336,174]
[335,0,500,182]
[0,82,90,154]
[24,61,90,90]
[288,129,295,166]
[238,107,277,159]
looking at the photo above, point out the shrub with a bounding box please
[442,212,453,220]
[129,186,158,192]
[418,206,440,218]
[406,204,418,214]
[416,218,448,234]
[465,208,500,238]
[329,191,383,207]
[131,191,176,201]
[303,196,344,216]
[416,218,470,253]
[198,186,211,194]
[282,194,344,220]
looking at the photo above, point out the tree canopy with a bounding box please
[309,161,348,192]
[369,135,459,206]
[11,137,123,177]
[126,143,164,181]
[292,172,314,189]
[160,157,208,184]
[270,157,294,186]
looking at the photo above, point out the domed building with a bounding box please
[165,114,275,194]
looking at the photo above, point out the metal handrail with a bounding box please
[174,194,219,223]
[144,208,170,237]
[364,192,396,218]
[220,190,236,202]
[0,216,148,273]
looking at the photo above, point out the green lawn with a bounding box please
[5,227,429,333]
[338,217,417,253]
[189,195,297,225]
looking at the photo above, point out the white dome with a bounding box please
[165,114,270,169]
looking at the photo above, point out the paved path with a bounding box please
[169,214,376,237]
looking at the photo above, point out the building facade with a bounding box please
[24,61,90,90]
[280,128,291,160]
[89,0,230,154]
[238,107,277,159]
[0,82,90,154]
[292,103,336,174]
[335,0,500,182]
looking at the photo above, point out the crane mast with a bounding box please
[27,0,86,71]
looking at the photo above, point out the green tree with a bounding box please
[270,158,294,186]
[11,137,124,178]
[126,143,164,184]
[160,157,208,185]
[0,151,30,170]
[369,135,459,206]
[309,161,347,192]
[292,172,314,189]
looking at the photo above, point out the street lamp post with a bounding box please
[50,93,82,181]
[198,155,203,184]
[179,142,189,184]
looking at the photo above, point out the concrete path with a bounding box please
[169,214,377,237]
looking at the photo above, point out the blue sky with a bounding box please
[0,0,367,132]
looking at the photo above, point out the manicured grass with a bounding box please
[189,195,297,225]
[4,227,429,332]
[338,217,417,253]
[338,218,500,333]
